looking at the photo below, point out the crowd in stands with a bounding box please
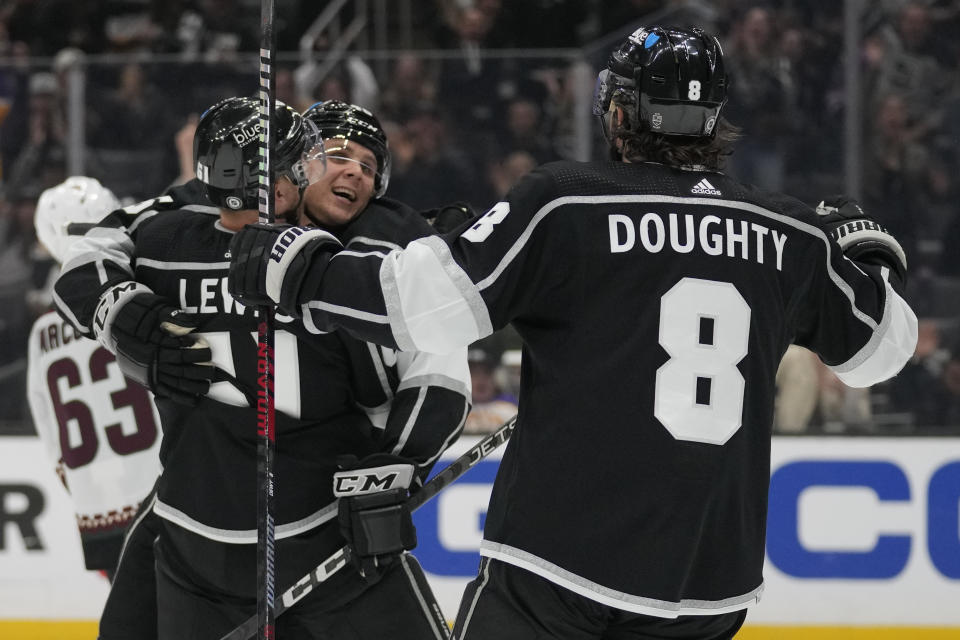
[1,0,959,434]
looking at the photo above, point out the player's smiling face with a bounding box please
[302,139,377,228]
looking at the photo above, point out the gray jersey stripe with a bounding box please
[391,387,427,455]
[137,258,231,270]
[418,235,493,338]
[398,554,449,640]
[481,541,764,617]
[153,499,337,543]
[303,299,391,324]
[347,235,403,252]
[397,373,472,400]
[457,557,492,637]
[367,342,394,400]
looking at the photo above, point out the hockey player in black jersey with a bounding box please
[94,174,226,640]
[55,96,469,639]
[228,25,918,640]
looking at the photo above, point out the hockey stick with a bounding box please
[219,414,518,640]
[256,0,278,637]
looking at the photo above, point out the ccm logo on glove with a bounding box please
[333,463,416,496]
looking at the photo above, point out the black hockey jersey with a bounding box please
[53,192,470,566]
[294,160,917,616]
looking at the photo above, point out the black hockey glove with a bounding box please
[333,453,418,580]
[421,201,477,234]
[227,223,342,313]
[94,284,213,405]
[815,195,908,284]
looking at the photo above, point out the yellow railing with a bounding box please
[2,622,959,640]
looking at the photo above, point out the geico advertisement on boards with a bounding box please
[1,435,959,625]
[414,436,960,626]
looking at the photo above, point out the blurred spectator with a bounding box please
[860,93,933,260]
[298,56,379,112]
[488,150,536,200]
[435,5,517,130]
[818,363,873,433]
[379,54,437,123]
[920,151,959,268]
[464,347,518,435]
[5,72,67,197]
[2,0,106,55]
[388,105,483,210]
[530,61,588,161]
[295,23,380,112]
[723,6,798,191]
[498,348,522,400]
[497,0,593,49]
[777,20,844,195]
[868,1,951,145]
[104,4,165,53]
[148,0,203,55]
[380,119,416,178]
[496,97,561,164]
[773,345,820,434]
[196,0,259,60]
[171,113,200,187]
[0,29,32,179]
[275,65,298,109]
[86,62,174,200]
[89,62,171,151]
[0,189,37,421]
[886,319,956,427]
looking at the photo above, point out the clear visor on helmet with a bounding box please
[592,69,635,117]
[593,69,638,144]
[293,119,326,188]
[309,137,390,198]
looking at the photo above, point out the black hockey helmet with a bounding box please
[193,96,313,211]
[592,25,728,139]
[302,100,391,197]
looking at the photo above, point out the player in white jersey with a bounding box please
[27,176,162,579]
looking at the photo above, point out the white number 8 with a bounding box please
[655,278,750,445]
[462,202,510,243]
[688,80,702,101]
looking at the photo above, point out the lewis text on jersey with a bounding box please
[609,212,788,271]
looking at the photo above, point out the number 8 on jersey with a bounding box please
[655,278,751,445]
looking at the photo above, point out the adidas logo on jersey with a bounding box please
[691,179,722,196]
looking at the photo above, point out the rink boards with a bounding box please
[1,434,959,638]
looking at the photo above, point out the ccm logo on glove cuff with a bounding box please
[92,281,154,351]
[333,464,415,496]
[266,226,340,303]
[831,219,888,239]
[830,221,908,270]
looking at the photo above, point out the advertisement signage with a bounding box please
[1,435,958,629]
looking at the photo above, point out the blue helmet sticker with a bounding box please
[645,33,660,48]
